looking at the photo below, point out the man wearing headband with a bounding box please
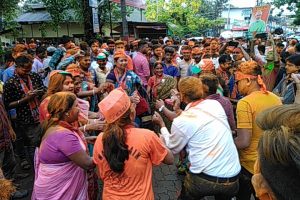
[233,61,282,200]
[187,47,202,76]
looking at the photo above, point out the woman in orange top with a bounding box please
[93,88,174,200]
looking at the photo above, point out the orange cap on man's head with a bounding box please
[66,64,81,77]
[98,88,131,123]
[114,50,127,60]
[200,59,214,71]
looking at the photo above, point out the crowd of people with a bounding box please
[0,33,300,200]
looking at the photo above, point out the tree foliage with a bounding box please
[145,0,226,36]
[0,0,20,22]
[98,1,134,35]
[41,0,83,32]
[0,0,20,32]
[274,0,300,25]
[199,0,229,20]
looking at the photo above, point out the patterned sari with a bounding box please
[149,75,176,130]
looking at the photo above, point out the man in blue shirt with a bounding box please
[0,51,15,82]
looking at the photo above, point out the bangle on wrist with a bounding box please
[159,105,165,112]
[83,125,87,132]
[17,100,20,105]
[92,89,95,95]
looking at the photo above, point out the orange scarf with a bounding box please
[235,71,268,94]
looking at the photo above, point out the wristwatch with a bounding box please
[159,105,165,112]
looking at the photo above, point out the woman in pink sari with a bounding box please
[32,92,95,200]
[39,70,103,132]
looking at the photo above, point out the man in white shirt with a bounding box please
[178,45,192,78]
[93,53,111,87]
[153,77,241,200]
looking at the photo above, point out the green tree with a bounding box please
[145,0,225,36]
[0,0,20,31]
[274,0,300,25]
[41,0,83,32]
[98,1,134,36]
[199,0,229,20]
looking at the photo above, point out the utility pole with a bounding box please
[121,0,129,41]
[82,0,94,41]
[108,0,113,37]
[226,3,231,30]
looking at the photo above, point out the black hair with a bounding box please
[47,51,55,57]
[80,41,89,51]
[15,54,33,68]
[200,74,219,96]
[296,43,300,52]
[151,39,159,45]
[286,54,300,66]
[181,45,192,51]
[102,108,131,173]
[171,45,179,51]
[203,43,210,48]
[36,46,47,55]
[276,43,285,48]
[281,50,291,64]
[89,39,100,46]
[174,40,180,45]
[164,46,175,54]
[218,54,232,64]
[138,40,148,50]
[4,51,14,63]
[154,61,163,68]
[258,45,266,55]
[107,39,115,45]
[152,44,162,50]
[60,35,71,45]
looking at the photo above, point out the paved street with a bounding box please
[18,162,184,200]
[153,164,184,200]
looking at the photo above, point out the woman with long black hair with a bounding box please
[93,88,174,200]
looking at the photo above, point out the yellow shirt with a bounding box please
[236,91,282,174]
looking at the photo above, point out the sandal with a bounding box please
[20,160,31,170]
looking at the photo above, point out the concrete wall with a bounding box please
[20,22,84,38]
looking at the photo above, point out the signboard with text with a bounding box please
[111,0,146,9]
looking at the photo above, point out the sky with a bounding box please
[229,0,294,15]
[230,0,256,8]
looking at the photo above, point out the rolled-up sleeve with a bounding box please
[160,124,189,155]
